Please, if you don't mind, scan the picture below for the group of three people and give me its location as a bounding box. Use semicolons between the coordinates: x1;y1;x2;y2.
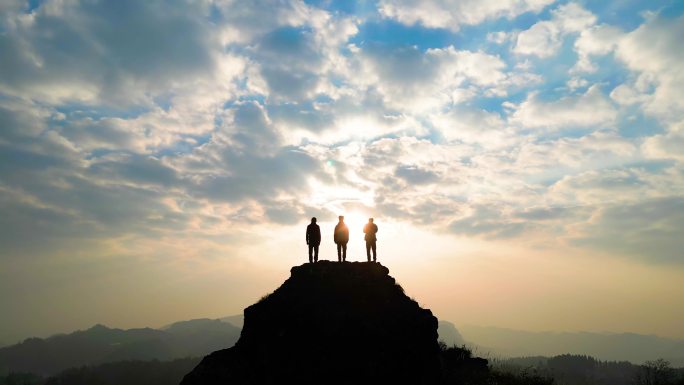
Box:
305;216;379;263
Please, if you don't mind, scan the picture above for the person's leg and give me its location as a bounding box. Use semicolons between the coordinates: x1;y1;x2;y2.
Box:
372;242;377;262
308;244;313;263
337;243;342;262
342;243;347;262
366;242;371;262
314;245;319;262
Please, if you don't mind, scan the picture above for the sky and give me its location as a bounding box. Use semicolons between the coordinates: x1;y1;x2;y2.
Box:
1;0;683;346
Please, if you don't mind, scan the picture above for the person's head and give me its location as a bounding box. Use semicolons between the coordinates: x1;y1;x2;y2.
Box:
368;218;374;223
311;217;317;224
338;215;344;222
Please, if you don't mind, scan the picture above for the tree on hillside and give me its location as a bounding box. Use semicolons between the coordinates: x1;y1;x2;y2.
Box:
0;372;43;385
635;359;676;385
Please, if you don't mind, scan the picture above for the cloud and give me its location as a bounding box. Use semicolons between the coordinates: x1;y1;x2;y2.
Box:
430;106;516;148
87;155;179;188
0;0;252;163
0;98;53;142
0;187;94;259
642;121;684;163
212;0;319;44
378;0;555;31
214;2;359;102
513;2;596;58
572;24;623;73
0;100;81;179
0;0;365;260
248;26;333;101
395;165;439;185
0;0;221;105
356;45;509;111
570;197;684;264
514;21;562;58
0;0;24;14
548;169;650;206
551;2;596;32
513;206;572;221
487;31;511;44
192;147;320;203
448;205;530;239
0;96;322;263
227;101;282;153
514;131;637;175
0;0;683;274
327;137;470;225
614;13;684;122
508;85;617;130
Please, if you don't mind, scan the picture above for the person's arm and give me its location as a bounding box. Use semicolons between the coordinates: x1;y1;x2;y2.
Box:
306;226;309;244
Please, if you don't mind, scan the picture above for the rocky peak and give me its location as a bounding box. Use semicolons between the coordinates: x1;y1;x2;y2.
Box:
181;261;442;385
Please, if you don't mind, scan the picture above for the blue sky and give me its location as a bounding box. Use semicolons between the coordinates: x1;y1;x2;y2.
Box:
1;0;683;345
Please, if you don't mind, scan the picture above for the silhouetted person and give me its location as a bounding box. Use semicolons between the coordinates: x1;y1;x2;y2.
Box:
363;218;378;262
334;215;349;262
306;217;321;263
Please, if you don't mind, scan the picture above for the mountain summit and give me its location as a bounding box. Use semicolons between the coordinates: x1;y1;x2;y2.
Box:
181;261;443;385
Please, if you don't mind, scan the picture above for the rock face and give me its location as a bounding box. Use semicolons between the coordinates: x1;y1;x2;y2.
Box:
181;261;442;385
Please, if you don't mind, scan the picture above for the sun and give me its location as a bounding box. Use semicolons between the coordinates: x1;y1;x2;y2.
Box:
341;211;370;235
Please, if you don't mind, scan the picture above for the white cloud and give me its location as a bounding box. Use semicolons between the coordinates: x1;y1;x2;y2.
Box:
0;1;226;106
614;14;684;122
0;0;23;14
509;85;617;130
514;2;596;58
569;197;684;263
355;45;509;111
566;77;589;91
515;131;637;174
431;107;516;148
552;2;596;33
378;0;555;31
547;166;684;209
213;0;314;44
434;49;508;86
487;31;511;44
243;10;359;102
609;83;650;106
642;121;684;163
572;24;623;73
514;21;562;57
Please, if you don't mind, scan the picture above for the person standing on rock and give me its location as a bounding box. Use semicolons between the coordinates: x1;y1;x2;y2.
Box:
363;218;378;262
306;217;321;263
334;215;349;262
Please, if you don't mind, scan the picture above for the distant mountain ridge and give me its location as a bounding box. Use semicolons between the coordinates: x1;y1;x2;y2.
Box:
460;325;684;367
2;311;682;377
0;320;240;376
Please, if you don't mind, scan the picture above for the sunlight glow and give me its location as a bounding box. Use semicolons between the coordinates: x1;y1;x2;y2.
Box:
340;211;370;237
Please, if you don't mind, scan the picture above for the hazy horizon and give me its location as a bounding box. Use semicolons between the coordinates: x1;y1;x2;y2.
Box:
1;0;683;347
6;306;684;346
